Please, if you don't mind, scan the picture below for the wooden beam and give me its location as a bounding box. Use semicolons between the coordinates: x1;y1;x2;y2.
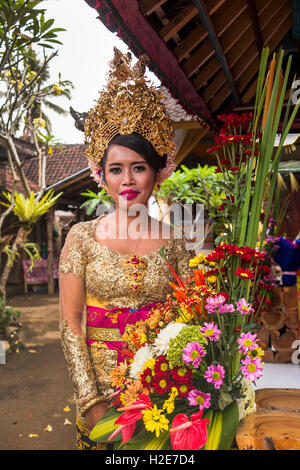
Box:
192;0;241;105
246;0;264;54
173;24;207;62
172;120;207;130
139;0;167;16
158;4;198;42
202;71;226;102
193;57;221;90
182;39;215;78
241;17;292;103
209;82;232;113
237;4;292;99
191;0;273;91
173;0;227;62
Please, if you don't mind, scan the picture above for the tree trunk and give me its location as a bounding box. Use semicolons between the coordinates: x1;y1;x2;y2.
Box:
0;227;31;300
236;389;300;450
47;207;54;295
261;309;285;331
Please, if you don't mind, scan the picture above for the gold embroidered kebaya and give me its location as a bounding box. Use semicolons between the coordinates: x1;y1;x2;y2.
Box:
59;218;194;424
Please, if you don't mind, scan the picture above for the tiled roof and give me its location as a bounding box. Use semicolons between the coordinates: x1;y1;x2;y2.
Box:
0;143;88;193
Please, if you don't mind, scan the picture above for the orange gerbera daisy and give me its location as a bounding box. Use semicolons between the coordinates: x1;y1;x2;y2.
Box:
110;361;128;388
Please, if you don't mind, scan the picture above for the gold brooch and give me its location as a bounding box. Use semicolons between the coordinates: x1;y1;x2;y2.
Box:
121;255;148;292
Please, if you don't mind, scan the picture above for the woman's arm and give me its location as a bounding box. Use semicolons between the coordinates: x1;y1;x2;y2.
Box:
59;224;109;430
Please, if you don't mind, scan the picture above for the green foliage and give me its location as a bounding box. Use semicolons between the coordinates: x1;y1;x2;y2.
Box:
0;295;23;354
0;0;65;62
80;189;114;216
155;164;225;215
1;189;62;229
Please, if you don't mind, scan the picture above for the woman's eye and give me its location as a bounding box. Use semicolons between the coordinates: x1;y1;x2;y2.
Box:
110;167;121;174
134;165;146;172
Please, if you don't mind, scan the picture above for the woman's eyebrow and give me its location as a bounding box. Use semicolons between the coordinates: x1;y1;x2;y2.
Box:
108;161;146;166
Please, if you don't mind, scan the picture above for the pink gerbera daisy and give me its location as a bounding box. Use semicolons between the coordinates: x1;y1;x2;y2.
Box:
218;303;234;314
236;298;254;315
200;322;221;342
182;342;206;368
241;356;263;382
205;295;227;313
188;390;211;411
237;332;258;353
204;364;225;389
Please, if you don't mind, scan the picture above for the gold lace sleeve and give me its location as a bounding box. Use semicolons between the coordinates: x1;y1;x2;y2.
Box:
59;223;107;416
58;223;86;278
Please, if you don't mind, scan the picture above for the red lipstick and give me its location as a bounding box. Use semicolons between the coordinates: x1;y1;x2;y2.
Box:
120;190;140;200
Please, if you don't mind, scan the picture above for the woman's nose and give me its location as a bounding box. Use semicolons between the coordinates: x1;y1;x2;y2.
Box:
122;168;134;185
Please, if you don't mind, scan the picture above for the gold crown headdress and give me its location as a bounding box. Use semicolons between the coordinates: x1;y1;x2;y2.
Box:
84;48;176;171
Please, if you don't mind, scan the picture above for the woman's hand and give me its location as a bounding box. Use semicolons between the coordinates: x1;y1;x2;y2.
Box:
84;401;109;433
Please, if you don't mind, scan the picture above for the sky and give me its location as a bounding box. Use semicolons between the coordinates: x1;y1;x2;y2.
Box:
41;0;159;144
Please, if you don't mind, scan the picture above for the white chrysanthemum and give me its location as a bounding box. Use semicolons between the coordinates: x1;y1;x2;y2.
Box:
153;322;186;356
129;344;154;379
237;379;256;420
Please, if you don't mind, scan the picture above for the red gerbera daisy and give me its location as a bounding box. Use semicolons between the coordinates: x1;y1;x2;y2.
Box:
234;267;255;280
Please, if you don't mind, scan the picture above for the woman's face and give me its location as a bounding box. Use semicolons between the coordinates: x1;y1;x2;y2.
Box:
104;144;157;209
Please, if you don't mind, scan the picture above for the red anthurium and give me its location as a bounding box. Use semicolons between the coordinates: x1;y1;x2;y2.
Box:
170;411;209;450
108;394;152;444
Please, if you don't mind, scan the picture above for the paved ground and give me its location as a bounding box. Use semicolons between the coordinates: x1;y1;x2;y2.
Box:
0;291;77;450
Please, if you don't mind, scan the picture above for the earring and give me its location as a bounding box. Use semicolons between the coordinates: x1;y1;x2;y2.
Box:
154;183;160;191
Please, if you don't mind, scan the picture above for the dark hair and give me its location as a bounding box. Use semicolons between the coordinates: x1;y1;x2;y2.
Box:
100;132;167;181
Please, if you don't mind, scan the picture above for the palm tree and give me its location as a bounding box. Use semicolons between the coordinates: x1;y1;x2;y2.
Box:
21;47;73;140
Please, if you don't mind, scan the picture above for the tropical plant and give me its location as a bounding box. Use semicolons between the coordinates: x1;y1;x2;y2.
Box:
1;189;62;229
80;188;114;216
0;189;62;297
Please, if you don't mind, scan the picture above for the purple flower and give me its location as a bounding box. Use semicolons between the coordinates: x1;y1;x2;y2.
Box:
182;342;206;368
188;390;211;410
204;364;225;389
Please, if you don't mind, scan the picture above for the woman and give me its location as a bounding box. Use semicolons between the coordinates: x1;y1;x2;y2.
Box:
58;49;195;450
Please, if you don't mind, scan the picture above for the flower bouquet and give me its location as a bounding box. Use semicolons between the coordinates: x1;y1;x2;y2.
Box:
89;47;300;450
89;259;266;450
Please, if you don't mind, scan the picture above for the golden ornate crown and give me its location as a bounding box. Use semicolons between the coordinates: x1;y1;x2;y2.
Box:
84;48;176;165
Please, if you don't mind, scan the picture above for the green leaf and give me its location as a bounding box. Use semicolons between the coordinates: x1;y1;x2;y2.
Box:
118;429;172;450
89;408;122;443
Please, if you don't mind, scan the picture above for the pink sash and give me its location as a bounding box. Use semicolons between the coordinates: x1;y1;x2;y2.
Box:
86;302;157;363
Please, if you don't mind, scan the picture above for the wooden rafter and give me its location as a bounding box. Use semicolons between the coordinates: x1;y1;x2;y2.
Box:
173;0;226;62
246;0;264;54
199;0;272;97
240;15;292;103
158;4;198;42
182;39;215;77
139;0;167;16
192;0;241;105
236;2;292;96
